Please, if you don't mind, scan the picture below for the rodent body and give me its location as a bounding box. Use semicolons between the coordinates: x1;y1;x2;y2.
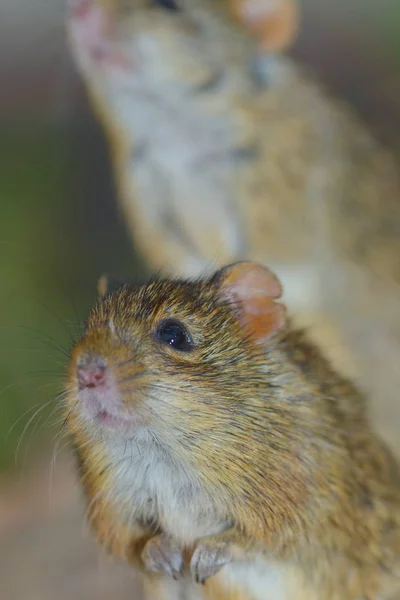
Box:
67;0;332;288
66;0;400;283
66;262;400;600
66;0;400;429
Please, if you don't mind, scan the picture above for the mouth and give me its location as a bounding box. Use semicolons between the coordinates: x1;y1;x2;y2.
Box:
94;408;133;430
80;393;133;431
69;0;134;72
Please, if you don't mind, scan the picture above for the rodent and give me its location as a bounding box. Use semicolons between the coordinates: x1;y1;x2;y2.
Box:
65;261;400;600
66;0;400;438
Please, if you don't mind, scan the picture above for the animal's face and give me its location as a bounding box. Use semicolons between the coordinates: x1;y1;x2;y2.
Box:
67;0;298;124
67;279;247;443
66;263;286;452
68;0;257;101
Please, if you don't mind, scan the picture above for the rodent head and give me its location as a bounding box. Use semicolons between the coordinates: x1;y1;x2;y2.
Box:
67;0;299;128
66;262;286;442
66;263;336;534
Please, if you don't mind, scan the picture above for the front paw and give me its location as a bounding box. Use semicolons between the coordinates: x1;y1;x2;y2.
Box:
190;539;233;585
141;535;184;580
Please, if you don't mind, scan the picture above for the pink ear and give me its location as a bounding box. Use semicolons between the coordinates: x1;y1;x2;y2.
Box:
216;262;286;344
230;0;299;52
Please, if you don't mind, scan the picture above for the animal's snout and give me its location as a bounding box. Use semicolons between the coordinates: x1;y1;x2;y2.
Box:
77;355;108;390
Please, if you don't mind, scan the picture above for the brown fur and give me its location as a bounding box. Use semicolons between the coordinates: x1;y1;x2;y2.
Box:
65;263;400;599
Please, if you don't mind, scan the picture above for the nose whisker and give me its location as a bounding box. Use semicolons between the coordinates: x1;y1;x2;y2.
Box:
118;372;146;384
117;358;136;368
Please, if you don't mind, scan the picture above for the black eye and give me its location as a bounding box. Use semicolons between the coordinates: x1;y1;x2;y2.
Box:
156;319;193;352
153;0;180;11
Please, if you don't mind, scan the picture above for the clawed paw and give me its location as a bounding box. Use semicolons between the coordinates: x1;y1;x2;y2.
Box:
190;541;233;585
141;535;184;580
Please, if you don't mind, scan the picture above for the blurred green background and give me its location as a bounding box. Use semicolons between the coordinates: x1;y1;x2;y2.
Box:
0;118;148;471
0;0;399;475
0;97;151;471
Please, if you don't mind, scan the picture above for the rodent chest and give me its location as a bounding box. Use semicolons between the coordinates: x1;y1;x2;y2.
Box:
105;436;225;544
125;91;242;171
125;92;247;257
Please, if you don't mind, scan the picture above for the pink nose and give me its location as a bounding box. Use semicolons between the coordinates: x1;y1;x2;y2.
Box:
77;357;107;390
70;0;91;19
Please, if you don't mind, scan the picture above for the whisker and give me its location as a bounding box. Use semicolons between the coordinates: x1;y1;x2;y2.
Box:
14;401;55;467
65;295;85;337
45;407;68;429
46;393;73;428
21;401;58;472
131;385;194;417
0;324;70;359
48;436;74;511
48;406;76;492
118;372;146;384
21;369;66;378
139;393;190;435
117;358;137;369
0;378;51;401
53;407;76;444
37;300;78;347
83;480;112;524
6;402;45;441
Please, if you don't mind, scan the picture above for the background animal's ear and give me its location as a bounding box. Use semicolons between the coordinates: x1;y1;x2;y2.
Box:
97;274;124;298
231;0;299;52
214;262;286;344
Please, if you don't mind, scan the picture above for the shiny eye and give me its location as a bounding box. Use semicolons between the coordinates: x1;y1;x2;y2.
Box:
153;0;180;11
155;319;193;352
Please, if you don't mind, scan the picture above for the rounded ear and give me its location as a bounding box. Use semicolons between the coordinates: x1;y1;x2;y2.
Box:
97;274;125;298
230;0;299;52
214;262;286;345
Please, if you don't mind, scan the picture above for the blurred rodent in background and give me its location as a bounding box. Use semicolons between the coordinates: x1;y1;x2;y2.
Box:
66;261;400;600
66;0;400;447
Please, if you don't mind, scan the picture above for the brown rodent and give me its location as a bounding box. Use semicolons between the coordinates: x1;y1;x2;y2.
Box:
65;261;400;600
66;0;307;282
66;0;400;437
